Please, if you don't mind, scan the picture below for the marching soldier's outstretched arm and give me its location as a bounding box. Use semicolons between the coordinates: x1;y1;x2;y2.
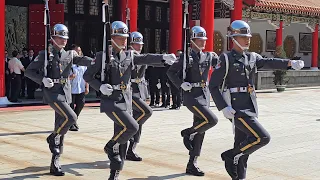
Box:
209;54;229;111
83;51;103;91
133;53;165;66
254;52;289;70
25;51;45;85
166;55;183;89
71;50;94;66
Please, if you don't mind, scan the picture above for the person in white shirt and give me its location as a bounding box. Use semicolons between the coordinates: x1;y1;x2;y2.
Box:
69;45;89;131
8;50;25;102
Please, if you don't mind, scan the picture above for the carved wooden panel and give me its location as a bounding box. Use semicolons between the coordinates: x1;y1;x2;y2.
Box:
214;31;224;55
249;33;263;54
283;35;297;59
89;0;99;16
75;0;84;14
6;6;28;54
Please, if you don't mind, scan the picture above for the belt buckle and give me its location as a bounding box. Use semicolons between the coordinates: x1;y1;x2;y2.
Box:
135;78;141;83
200;82;206;88
120;84;127;90
247;86;254;93
60;79;66;84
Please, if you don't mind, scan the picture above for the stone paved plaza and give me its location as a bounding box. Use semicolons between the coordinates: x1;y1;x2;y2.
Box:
1;88;320;180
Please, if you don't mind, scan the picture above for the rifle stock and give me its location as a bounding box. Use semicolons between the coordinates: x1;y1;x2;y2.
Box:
101;0;111;82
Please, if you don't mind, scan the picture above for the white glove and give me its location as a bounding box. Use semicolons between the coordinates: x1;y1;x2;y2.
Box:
291;60;304;70
42;77;54;88
163;53;177;65
222;106;236;119
181;82;192;91
99;84;113;96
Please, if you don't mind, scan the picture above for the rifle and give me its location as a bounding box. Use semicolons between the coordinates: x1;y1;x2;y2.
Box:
182;0;190;80
101;0;112;82
125;0;130;49
43;0;51;77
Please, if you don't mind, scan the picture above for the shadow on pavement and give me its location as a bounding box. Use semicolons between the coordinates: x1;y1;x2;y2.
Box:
0;160;110;179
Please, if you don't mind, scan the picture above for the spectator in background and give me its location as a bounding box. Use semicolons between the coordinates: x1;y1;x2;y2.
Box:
69;44;89;131
146;65;161;107
8;50;25;102
5;50;10;98
26;49;36;99
168;50;183;109
160;50;170;108
20;48;30;98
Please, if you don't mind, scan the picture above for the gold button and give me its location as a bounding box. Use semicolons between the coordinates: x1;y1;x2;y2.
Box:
233;98;236;101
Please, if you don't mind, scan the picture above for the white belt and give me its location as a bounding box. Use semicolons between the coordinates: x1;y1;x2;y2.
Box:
112;84;129;90
229;87;249;93
52;78;68;84
190;82;208;88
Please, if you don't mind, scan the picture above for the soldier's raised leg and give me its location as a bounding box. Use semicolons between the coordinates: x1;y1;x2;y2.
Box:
126;97;153;161
221;114;270;179
185;115;206;176
233;125;249;180
104;111;139;180
181;105;218;176
48;101;77;176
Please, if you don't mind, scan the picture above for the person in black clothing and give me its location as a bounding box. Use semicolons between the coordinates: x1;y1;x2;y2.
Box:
146;66;161;107
160;65;170;108
26;49;36;99
20;48;30;98
4;50;10;98
168;50;183;109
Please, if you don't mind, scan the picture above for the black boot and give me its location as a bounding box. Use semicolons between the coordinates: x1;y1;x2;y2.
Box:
181;128;196;151
104;140;122;164
46;133;61;155
126;140;142;161
69;124;79;131
59;135;64;155
221;149;242;179
50;154;65;176
186;156;205;176
108;169;120;180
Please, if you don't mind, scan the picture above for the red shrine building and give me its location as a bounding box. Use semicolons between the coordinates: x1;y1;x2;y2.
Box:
1;0;320;102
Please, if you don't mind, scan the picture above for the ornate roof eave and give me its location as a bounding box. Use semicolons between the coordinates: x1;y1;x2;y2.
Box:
243;7;320;32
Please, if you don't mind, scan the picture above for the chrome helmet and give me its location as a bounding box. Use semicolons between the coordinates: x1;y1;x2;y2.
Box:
190;26;207;40
130;31;144;45
52;24;69;39
111;21;129;37
227;20;252;37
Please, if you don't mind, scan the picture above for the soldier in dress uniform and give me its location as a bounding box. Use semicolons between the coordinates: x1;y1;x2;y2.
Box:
83;21;176;180
125;31;152;161
209;20;304;180
25;24;94;176
167;26;219;176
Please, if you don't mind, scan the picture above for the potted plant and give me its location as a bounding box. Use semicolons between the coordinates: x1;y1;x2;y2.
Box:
273;46;289;92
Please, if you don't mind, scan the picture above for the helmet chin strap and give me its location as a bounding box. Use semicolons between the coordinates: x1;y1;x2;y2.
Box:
129;45;141;54
111;39;126;50
191;40;204;51
51;37;65;49
232;37;249;51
